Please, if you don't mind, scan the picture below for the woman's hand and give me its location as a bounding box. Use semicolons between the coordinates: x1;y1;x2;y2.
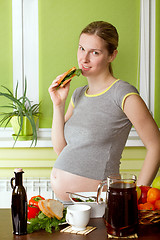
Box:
49;74;70;154
48;74;71;107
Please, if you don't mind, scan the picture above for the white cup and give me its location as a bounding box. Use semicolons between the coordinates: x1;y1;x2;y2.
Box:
66;204;91;231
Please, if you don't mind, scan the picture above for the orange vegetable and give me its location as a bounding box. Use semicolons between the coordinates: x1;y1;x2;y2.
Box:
154;199;160;210
147;188;160;204
138;204;145;210
143;202;155;210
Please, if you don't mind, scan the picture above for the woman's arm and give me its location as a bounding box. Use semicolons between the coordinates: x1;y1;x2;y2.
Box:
51;103;66;155
51;101;74;155
123;94;160;186
48;77;74;155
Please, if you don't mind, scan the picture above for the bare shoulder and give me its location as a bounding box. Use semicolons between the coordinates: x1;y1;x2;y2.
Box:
123;94;150;119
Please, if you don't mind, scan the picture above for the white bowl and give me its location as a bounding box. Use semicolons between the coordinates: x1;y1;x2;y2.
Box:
69;192;106;218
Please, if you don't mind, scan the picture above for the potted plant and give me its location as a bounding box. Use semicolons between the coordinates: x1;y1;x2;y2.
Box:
0;79;41;147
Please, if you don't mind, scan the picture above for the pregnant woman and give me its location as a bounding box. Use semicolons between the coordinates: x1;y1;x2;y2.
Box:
49;21;160;201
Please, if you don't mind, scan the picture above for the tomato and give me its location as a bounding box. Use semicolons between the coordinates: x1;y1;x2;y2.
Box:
28;205;40;219
29;195;45;208
138;186;151;204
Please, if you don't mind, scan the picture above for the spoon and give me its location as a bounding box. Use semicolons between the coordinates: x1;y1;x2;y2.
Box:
66;192;97;201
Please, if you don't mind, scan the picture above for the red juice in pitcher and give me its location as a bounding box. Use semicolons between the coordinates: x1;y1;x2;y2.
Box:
104;182;138;237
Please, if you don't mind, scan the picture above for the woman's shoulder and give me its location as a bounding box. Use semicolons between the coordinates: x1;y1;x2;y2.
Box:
71;85;88;106
112;79;139;109
75;85;88;93
116;79;137;87
114;79;139;94
72;85;88;97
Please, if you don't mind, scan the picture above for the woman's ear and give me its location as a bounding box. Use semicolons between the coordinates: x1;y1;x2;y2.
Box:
109;49;118;62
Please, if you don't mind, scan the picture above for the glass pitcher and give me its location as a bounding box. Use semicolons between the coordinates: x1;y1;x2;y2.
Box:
97;173;138;237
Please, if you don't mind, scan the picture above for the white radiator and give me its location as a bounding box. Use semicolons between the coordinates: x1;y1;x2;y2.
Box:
0;178;54;208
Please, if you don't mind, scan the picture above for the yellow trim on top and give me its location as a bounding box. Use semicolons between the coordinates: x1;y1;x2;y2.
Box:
71;97;75;108
85;79;120;97
121;92;139;111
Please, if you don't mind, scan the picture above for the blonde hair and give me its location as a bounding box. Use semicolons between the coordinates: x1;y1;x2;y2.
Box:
80;21;119;75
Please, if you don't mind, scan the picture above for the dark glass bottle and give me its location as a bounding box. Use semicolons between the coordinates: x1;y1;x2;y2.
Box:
11;168;27;235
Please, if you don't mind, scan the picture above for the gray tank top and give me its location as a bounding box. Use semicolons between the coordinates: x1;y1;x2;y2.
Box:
53;80;139;180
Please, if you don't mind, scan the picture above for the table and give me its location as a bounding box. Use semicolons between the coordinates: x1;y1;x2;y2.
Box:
0;209;160;240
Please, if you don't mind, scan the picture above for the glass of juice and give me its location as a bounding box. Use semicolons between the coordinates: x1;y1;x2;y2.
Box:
97;174;138;237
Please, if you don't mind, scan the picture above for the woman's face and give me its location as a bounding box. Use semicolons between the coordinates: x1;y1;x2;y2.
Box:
77;33;112;78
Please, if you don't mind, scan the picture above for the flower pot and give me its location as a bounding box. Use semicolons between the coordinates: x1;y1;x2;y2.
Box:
10;116;37;141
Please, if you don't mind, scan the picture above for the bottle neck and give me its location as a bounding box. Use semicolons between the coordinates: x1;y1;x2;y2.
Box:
15;172;23;186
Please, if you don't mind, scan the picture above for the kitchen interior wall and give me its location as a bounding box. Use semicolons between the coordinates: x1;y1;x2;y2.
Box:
0;0;160;181
0;146;154;179
38;0;140;128
0;0;13;100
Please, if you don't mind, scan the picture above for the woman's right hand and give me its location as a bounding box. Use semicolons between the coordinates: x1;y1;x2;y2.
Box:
48;73;71;107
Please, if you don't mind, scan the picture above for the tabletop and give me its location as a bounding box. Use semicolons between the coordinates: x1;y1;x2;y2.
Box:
0;209;160;240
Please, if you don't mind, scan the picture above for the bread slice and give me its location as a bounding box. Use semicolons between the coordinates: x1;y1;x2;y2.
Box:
47;199;64;220
38;200;52;218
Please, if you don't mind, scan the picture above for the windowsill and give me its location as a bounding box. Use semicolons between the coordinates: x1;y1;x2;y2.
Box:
0;137;52;148
0;128;144;148
0;136;144;148
0;128;52;148
126;136;144;147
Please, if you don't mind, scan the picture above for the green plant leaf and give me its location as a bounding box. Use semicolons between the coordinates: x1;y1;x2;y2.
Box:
0;105;14;109
15;82;19;99
0;80;41;147
0;92;24;110
24;78;27;98
0;113;15;127
1;85;14;96
12;115;24;147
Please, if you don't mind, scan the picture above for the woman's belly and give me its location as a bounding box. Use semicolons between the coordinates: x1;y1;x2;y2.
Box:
50;167;101;201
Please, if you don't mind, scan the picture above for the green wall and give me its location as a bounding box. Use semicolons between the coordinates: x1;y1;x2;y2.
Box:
0;148;57;178
0;1;159;182
0;147;159;179
0;0;13;91
39;0;140;128
0;0;159;128
0;0;13;127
